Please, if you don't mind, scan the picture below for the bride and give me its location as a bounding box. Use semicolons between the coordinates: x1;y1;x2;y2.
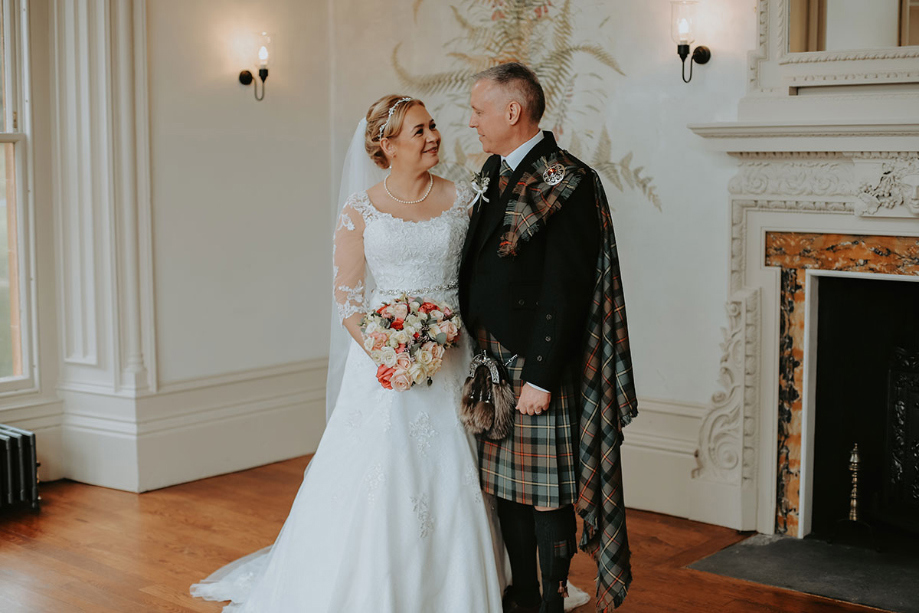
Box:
191;95;506;612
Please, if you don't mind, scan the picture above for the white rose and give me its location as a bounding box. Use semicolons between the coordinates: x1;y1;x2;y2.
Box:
392;330;410;345
363;335;375;352
417;349;433;365
364;321;379;335
370;349;383;364
428;324;443;338
380;347;397;367
431;310;444;321
408;363;426;385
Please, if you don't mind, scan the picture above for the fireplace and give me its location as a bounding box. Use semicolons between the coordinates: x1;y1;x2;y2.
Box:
764;232;919;536
809;275;919;539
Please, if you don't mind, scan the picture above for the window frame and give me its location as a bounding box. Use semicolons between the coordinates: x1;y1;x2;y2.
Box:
0;0;38;397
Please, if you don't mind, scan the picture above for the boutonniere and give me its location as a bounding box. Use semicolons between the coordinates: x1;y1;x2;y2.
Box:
470;171;490;204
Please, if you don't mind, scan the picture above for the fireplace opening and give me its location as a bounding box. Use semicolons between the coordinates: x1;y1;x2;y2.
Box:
811;275;919;542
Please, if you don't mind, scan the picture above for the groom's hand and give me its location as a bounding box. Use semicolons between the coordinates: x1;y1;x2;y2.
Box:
517;384;551;416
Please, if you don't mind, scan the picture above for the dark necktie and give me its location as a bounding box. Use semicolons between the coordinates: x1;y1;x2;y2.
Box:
498;159;513;193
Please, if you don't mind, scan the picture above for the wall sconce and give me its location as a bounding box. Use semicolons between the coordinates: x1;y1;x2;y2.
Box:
671;1;710;83
239;32;270;101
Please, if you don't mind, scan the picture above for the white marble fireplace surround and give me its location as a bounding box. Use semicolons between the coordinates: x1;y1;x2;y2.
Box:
680;0;919;536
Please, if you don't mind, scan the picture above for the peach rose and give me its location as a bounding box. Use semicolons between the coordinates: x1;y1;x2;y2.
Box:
392;303;409;319
390;368;413;392
440;321;459;340
371;332;388;351
395;353;412;371
431;344;446;360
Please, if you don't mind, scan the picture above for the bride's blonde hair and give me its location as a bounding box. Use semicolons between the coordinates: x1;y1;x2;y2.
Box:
364;95;425;169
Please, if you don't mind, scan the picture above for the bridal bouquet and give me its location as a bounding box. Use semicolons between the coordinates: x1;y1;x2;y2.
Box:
360;294;463;391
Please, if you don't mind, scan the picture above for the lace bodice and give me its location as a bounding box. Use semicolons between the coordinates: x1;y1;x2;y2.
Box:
333;182;474;322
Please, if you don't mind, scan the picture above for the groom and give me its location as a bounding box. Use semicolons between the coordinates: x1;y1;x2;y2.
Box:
459;63;638;613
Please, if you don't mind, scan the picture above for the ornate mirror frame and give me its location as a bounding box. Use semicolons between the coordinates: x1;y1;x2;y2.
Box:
752;0;919;92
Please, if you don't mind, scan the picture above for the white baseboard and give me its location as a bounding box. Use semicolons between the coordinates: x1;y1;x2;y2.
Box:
621;398;707;519
135;360;327;491
52;360;328;492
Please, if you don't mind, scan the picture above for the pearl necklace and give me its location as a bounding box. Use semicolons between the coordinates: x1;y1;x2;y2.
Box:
384;172;433;205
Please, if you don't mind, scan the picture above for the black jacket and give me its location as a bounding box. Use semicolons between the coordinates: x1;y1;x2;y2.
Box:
459;132;601;390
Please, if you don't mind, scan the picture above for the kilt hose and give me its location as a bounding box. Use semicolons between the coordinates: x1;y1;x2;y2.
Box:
475;328;579;509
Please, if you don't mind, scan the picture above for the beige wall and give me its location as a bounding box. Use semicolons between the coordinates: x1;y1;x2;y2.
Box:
147;0;332;384
145;0;756;403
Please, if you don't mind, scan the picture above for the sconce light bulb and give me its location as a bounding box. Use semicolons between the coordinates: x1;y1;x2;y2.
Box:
258;45;269;67
678;18;690;41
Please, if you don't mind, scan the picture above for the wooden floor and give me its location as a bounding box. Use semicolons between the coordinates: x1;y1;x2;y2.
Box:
0;456;886;613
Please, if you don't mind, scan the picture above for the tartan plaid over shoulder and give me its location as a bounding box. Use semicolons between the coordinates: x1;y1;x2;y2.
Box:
576;171;639;612
497;151;586;257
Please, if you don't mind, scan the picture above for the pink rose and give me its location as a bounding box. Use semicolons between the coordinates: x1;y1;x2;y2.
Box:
380;305;395;318
392;303;409;319
431;344;445;360
422;341;437;353
395;353;412;371
371;332;388;351
440;321;458;340
390;368;413;392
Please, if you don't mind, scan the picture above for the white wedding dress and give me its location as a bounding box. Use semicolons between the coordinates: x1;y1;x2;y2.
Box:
191;183;508;612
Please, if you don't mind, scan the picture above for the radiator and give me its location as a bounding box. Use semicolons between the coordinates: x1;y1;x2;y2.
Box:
0;424;40;513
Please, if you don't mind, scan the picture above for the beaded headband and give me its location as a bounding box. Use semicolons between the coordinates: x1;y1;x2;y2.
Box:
378;97;414;140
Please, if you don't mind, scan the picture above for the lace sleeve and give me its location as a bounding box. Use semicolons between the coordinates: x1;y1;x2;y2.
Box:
333;201;367;324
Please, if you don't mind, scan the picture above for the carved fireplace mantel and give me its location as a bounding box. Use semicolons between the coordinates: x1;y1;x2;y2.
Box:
687;145;919;536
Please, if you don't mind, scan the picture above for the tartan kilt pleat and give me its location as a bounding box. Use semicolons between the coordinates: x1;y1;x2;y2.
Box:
475;329;579;508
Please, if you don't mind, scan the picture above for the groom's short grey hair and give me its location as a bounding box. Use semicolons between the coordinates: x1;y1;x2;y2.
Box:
473;62;545;124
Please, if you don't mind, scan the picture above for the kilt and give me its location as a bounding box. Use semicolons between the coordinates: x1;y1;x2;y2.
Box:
475;329;579;508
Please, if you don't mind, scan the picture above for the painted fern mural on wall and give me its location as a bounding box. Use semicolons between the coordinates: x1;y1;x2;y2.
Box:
394;0;661;210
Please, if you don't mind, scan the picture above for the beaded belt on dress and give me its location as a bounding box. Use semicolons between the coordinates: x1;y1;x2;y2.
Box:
376;282;458;296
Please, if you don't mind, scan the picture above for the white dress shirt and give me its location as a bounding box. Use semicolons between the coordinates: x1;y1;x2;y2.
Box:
502;130;544;171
